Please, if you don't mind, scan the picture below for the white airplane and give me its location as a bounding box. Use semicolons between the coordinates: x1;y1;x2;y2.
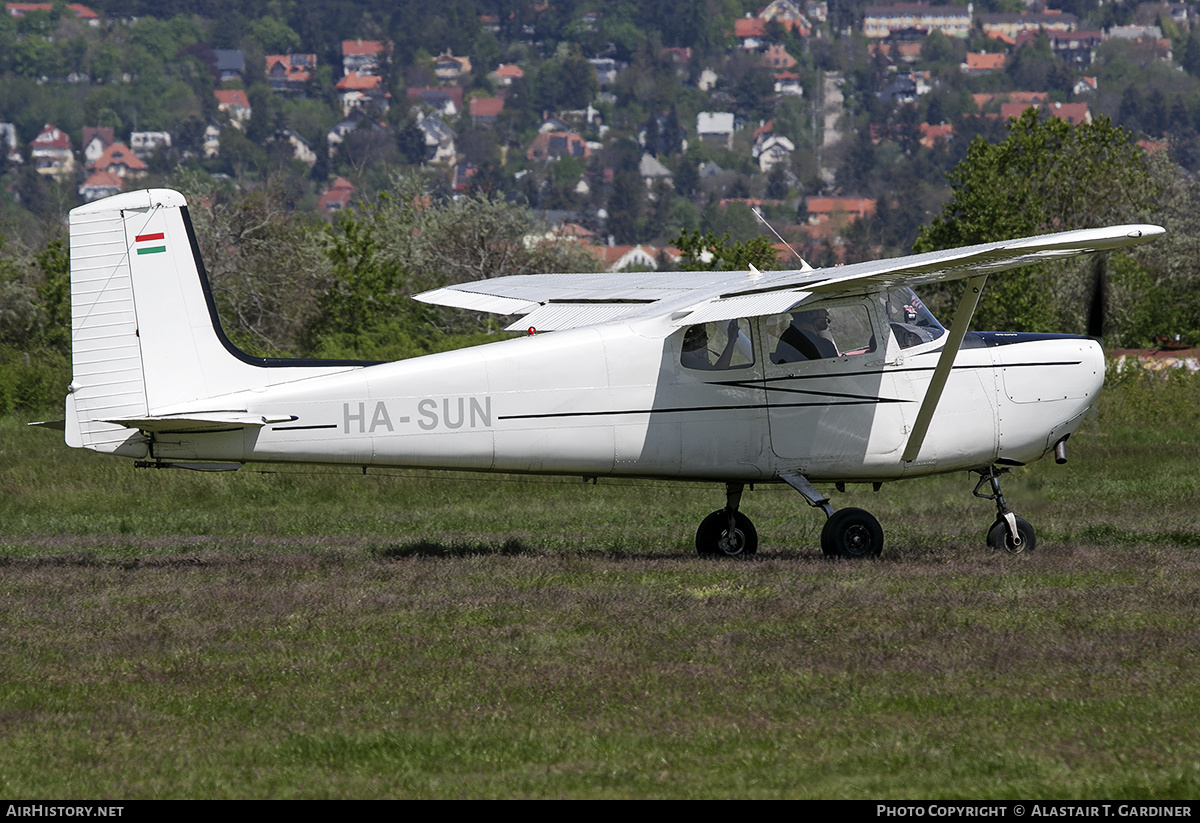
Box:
49;189;1164;558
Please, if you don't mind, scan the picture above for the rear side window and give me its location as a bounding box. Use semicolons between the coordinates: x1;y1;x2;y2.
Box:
680;319;755;370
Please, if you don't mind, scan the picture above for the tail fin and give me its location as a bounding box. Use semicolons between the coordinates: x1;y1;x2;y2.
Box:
66;189;363;455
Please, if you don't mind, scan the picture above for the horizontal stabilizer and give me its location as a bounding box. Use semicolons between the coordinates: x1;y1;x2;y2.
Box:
104;412;298;432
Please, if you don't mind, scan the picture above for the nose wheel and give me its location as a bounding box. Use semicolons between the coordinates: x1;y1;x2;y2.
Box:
975;467;1037;554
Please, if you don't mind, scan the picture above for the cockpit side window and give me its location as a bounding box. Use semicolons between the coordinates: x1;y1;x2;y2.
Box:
883;288;946;349
680;319;755;370
768;305;875;364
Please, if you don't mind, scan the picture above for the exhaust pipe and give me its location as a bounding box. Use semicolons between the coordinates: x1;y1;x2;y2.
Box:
1054;435;1069;465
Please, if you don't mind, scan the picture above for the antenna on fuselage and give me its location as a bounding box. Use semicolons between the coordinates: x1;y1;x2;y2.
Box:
753;207;813;272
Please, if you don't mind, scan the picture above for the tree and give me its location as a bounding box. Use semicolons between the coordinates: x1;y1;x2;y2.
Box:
177;173;331;357
915;109;1159;332
673;229;779;271
314;175;599;358
1106;153;1200;347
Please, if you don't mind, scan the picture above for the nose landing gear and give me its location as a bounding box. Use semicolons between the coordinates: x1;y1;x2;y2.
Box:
974;467;1037;554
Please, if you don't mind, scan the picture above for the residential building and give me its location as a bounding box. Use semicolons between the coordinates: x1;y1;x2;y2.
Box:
526;131;589;162
342;40;389;76
88;142;147;178
0;122;19;165
273;128;316;166
318;177;356;215
214;49;245;82
406;87;463;117
130;131;171;159
978;11;1077;41
806;196;876;226
30;124;73;178
79;171;123;202
774;72;804;96
336;72;390;115
697;112;735;150
491;64;524;86
417;114;457;164
963;53;1006;74
266;54;316;93
1000;100;1091;126
6;3;98;24
469;96;505;126
862;4;972;39
434;51;472;82
215;89;251;127
756;135;795;173
81;126;114;166
639;154;673;188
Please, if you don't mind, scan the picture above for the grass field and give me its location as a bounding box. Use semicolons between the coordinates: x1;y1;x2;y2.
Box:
3;367;1200;798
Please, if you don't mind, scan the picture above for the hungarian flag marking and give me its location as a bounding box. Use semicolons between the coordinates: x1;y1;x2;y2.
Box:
135;232;166;255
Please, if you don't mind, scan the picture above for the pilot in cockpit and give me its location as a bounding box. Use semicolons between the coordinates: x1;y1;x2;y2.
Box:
772;308;837;363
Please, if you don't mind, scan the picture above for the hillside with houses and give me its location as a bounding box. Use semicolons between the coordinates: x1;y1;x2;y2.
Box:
3;0;1199;269
1;0;1200;375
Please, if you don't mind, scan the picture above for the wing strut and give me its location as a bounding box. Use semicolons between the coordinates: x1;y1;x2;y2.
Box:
901;274;988;464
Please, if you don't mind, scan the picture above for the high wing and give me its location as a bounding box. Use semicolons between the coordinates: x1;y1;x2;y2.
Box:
415;224;1165;331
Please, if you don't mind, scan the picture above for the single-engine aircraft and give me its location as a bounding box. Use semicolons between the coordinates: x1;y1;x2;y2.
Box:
43;189;1165;558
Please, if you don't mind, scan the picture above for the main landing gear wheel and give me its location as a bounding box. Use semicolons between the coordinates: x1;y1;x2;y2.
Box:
987;516;1036;554
820;507;884;558
696;509;758;557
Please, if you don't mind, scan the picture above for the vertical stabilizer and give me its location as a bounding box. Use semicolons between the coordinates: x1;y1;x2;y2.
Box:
66;189;363;455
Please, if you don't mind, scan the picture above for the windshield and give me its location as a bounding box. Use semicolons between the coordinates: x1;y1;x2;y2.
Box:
882;288;945;349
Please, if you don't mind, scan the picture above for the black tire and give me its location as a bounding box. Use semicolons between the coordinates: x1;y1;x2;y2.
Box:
696;509;758;557
820;507;884;558
987;516;1036;554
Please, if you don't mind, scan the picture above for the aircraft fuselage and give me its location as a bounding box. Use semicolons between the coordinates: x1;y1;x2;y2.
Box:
144;315;1103;485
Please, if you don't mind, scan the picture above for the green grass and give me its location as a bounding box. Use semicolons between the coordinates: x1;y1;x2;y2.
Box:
3;369;1200;798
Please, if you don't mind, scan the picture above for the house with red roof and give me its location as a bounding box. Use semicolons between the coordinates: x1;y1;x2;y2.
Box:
6;3;98;23
215;89;251;127
805;197;876;229
919;122;954;149
78;171;123;202
336;72;389;115
318;177;356;216
586;244;678;272
999;101;1091;126
491;64;525;86
963;52;1007;74
30;124;73;178
469;96;505;125
266;54;316;93
341;40;389;76
88;142;147;178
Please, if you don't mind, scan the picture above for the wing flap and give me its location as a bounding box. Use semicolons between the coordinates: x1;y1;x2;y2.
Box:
504;303;653;332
